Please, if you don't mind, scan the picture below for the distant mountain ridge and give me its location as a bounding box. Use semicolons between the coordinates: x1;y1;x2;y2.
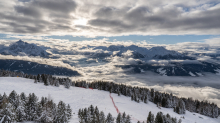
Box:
115;61;220;76
93;45;193;60
1;40;220;77
0;40;49;57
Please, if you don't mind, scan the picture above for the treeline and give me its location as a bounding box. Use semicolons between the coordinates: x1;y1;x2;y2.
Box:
0;69;219;118
0;69;73;89
145;111;182;123
78;105;115;123
74;81;219;118
0;90;72;123
78;105;182;123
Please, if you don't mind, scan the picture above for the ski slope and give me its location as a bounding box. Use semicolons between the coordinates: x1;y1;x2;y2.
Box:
0;77;219;123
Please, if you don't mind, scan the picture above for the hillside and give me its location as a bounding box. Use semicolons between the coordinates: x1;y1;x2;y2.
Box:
0;77;219;123
0;59;80;76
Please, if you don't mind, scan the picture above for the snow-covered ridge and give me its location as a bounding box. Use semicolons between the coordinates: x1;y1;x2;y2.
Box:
0;40;49;57
93;45;182;59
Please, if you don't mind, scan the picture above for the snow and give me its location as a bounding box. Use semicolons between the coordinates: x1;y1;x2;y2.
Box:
215;69;220;75
158;68;167;76
94;45;181;58
196;72;203;76
189;72;196;76
0;40;49;57
0;77;220;123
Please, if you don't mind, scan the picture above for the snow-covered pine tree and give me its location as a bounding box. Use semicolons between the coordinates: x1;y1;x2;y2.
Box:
37;109;53;123
8;90;17;109
174;99;186;114
106;113;114;123
20;92;26;104
0;103;16;122
125;115;131;123
64;80;71;89
56;101;68;123
122;112;126;123
34;77;37;83
94;106;100;122
116;113;122;123
99;111;105;123
0;93;8;109
66;104;72;120
144;96;148;104
155;112;163;123
44;77;49;86
24;93;38;121
55;79;60;87
78;109;84;123
147;111;154;123
16;104;26;122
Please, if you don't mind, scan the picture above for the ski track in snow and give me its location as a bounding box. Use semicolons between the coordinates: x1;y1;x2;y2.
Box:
0;77;220;123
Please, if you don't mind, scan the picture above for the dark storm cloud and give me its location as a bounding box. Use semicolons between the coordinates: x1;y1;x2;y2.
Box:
18;0;31;2
31;0;77;14
14;6;42;18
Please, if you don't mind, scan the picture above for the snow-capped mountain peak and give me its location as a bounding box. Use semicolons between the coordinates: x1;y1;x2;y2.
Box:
1;40;49;57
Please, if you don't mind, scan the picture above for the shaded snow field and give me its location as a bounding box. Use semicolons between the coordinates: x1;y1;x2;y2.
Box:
0;77;220;123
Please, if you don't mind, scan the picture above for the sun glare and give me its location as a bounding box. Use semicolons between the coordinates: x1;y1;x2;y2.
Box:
74;18;87;26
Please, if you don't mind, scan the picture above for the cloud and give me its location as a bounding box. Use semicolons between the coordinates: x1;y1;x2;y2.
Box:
88;2;220;36
14;5;42;18
0;0;220;36
204;37;220;46
1;39;220;106
0;0;77;35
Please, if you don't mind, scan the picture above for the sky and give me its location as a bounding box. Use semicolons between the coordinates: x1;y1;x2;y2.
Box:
0;0;220;44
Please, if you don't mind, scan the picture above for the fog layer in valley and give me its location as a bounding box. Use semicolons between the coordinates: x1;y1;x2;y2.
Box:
1;39;220;106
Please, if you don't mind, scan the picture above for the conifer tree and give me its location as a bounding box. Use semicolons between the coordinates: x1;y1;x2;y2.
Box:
144;96;148;104
122;112;126;123
147;111;154;123
78;109;84;123
125;115;131;123
89;105;95;115
66;104;72;120
1;103;16;122
24;93;38;121
56;101;68;123
20;92;26;103
155;112;163;123
99;111;105;123
106;113;114;123
44;77;49;86
16;105;26;122
116;113;122;123
8;90;18;109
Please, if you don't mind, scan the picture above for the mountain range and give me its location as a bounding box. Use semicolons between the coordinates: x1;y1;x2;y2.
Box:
1;40;220;77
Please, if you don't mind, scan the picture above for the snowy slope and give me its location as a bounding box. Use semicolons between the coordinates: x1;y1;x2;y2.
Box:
0;40;49;57
0;77;219;123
